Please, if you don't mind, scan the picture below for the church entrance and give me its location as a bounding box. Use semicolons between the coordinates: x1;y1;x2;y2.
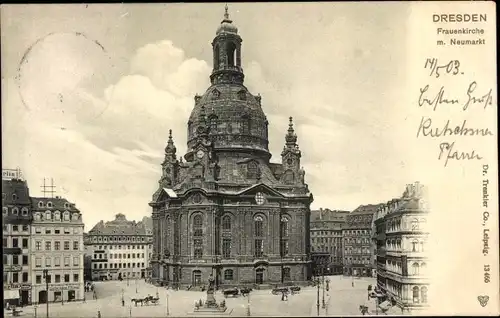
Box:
192;270;202;287
255;268;264;285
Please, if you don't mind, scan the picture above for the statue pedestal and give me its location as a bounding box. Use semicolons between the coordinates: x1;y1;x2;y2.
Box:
192;290;229;314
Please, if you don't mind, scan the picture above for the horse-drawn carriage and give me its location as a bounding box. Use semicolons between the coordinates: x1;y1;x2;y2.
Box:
223;287;253;298
131;295;160;306
271;286;301;295
223;288;239;298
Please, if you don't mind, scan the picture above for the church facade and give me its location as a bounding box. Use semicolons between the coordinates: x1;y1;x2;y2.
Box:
150;8;313;289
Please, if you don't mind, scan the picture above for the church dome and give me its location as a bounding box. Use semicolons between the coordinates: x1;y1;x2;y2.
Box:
187;84;269;155
216;5;238;35
216;20;238;35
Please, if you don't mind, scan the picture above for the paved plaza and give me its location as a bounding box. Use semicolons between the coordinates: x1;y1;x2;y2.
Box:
6;276;401;317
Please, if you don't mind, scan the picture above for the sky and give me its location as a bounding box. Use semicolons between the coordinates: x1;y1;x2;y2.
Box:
1;3;416;230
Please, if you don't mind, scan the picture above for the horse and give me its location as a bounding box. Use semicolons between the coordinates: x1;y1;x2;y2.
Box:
131;298;144;307
240;287;253;297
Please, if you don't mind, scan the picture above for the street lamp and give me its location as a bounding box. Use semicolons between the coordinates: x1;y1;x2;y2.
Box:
321;261;325;309
34;304;38;318
246;290;251;317
42;269;49;318
166;290;170;316
316;278;320;316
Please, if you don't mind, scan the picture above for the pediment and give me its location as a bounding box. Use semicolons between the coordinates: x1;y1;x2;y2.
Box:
184;190;207;205
152;187;178;203
237;183;285;199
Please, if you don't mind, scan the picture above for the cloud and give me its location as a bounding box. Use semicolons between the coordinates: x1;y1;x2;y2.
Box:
3;39;213;230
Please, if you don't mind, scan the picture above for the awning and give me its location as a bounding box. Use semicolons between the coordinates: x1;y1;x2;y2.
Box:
4;289;19;299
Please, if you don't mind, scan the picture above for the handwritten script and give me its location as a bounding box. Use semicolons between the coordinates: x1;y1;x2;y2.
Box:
416;58;494;167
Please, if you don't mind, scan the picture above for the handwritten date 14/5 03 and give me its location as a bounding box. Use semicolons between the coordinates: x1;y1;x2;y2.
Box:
424;58;462;78
484;265;490;283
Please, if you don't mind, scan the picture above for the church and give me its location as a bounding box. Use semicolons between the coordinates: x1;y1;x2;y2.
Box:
150;7;313;289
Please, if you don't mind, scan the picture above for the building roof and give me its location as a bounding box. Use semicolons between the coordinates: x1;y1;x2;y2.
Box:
30;196;80;212
2;179;31;205
311;208;350;222
351;204;384;215
88;213;150;236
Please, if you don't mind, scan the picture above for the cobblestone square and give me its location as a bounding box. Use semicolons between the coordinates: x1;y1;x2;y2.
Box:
4;276;402;317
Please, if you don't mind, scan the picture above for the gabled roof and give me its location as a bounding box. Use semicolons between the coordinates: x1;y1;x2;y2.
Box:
30;196;80;212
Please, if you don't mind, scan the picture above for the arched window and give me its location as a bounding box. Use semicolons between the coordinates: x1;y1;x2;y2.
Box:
209;115;218;133
72;213;79;221
280;217;289;237
247;162;258;179
38;201;44;208
45;211;51;220
420;262;427;275
222;215;231;231
193;215;203;259
420;241;425;252
421;286;428;303
241;115;250;134
254;216;264;258
47;202;53;208
3;207;8;215
254;216;263;237
412;240;419;252
224;269;233;281
21;207;29;216
284;170;294;185
283;267;291;281
63;212;70;221
194;164;203;179
411;218;419;230
412;262;420;275
213;44;220;69
280;216;290;256
54;211;61;221
12;194;18;201
12;207;19;216
413;286;420;303
226;42;236;67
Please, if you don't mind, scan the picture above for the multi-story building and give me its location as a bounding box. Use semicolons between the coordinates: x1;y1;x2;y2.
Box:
310;208;349;275
2;174;33;306
150;7;313;289
85;214;153;281
343;203;383;277
374;182;429;311
30;196;85;304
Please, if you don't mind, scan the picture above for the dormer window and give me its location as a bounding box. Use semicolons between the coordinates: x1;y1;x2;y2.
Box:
47;202;53;208
45;211;51;220
21;207;29;216
237;90;247;100
34;213;41;221
54;211;61;221
247;161;258;179
12;194;18;201
211;89;220;100
63;212;70;221
241;114;251;134
72;213;79;221
38;201;44;208
209;115;218;133
64;203;70;209
3;207;8;215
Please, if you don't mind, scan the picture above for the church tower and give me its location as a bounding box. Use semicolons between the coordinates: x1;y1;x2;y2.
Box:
150;6;313;289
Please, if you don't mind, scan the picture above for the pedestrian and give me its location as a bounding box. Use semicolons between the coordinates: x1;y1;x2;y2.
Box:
83;295;86;303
